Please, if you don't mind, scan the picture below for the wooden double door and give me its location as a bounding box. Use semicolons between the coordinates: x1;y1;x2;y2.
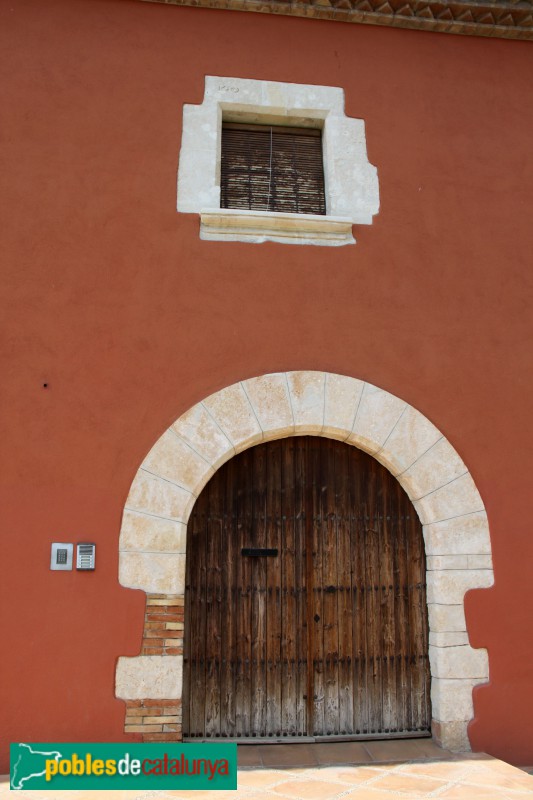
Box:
183;436;430;741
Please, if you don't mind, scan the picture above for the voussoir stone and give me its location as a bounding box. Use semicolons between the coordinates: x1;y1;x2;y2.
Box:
400;437;468;501
423;511;491;556
244;373;294;437
203;382;263;452
172;401;234;471
323;373;364;438
287;371;325;433
142;429;213;493
376;405;441;476
347;383;406;454
119;551;185;594
414;472;484;525
119;510;186;554
125;469;195;523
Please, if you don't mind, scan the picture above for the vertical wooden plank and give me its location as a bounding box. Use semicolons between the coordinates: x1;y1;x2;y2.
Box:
379;472;395;735
234;449;252;737
351;447;368;735
406;496;428;732
219;455;235;737
366;460;383;735
266;439;282;737
281;437;298;736
308;437;325;736
251;444;268;737
189;489;208;737
322;438;340;736
294;437;308;736
393;478;410;735
204;474;223;737
336;439;354;735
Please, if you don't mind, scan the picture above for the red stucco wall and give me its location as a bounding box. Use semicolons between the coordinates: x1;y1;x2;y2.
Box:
1;0;532;771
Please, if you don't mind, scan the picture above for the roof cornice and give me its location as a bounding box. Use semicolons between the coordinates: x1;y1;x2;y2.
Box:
139;0;532;39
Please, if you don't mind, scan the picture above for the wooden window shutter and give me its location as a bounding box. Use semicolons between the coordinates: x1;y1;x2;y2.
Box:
221;123;326;216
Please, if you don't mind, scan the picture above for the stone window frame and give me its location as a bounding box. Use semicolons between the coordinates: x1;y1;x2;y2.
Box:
115;370;494;752
176;77;380;246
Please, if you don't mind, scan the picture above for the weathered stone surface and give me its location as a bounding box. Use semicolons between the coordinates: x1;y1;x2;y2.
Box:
287;371;325;433
432;719;471;753
431;678;480;722
423;511;492;556
119;551;186;594
142;429;212;493
203;382;263;452
429;631;470;647
125;469;195;523
244;373;294;437
414;472;484;525
323;373;364;439
119;510;186;553
426;555;470;571
429;644;489;680
347;383;406;454
427;569;494;605
172;401;234;472
116;656;182;700
401;437;467;501
428;603;467;633
377;404;441;476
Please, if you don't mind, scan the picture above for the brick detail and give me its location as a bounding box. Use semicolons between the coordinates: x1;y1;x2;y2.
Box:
124;699;183;742
123;593;185;741
142;593;184;656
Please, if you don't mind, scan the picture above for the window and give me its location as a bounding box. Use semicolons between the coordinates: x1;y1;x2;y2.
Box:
177;77;379;246
221;123;326;216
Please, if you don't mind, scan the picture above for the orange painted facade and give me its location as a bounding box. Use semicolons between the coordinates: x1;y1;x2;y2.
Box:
1;0;533;772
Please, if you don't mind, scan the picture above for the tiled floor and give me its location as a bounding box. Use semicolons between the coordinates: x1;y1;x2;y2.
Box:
2;740;533;799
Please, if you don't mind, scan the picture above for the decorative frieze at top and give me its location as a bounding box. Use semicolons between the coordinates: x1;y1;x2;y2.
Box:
140;0;532;40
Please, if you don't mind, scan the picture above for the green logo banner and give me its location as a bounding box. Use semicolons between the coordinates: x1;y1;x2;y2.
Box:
10;742;237;790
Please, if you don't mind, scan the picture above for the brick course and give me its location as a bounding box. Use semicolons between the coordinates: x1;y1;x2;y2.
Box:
123;593;184;741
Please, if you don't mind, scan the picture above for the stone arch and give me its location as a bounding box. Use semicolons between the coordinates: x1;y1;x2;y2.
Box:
115;371;493;751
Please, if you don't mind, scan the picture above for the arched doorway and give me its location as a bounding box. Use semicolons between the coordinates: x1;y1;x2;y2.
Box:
183;435;430;741
116;370;493;752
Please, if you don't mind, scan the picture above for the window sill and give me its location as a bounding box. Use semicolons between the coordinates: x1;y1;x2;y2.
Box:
199;208;355;247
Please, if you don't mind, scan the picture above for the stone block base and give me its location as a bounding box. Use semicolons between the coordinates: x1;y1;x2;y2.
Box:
432;719;470;752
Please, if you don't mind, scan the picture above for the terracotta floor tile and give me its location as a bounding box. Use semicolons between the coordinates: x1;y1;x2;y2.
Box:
258;745;318;768
368;771;448;795
162;792;240;799
302;765;388;784
313;742;375;765
342;789;416;799
411;739;452;759
464;771;533;792
361;738;432;762
231;794;283;800
271;778;347;799
238;747;265;767
436;784;522;799
238;769;286;788
397;760;477;780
